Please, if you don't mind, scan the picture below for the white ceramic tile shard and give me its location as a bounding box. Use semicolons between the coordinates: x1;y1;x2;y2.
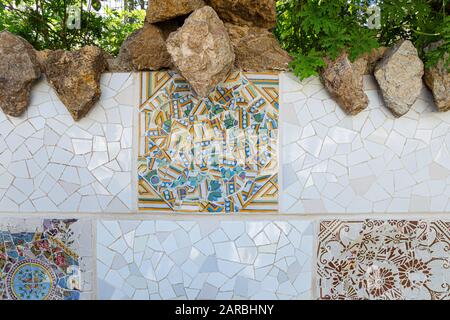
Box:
280;73;450;214
0;73;134;213
97;220;314;300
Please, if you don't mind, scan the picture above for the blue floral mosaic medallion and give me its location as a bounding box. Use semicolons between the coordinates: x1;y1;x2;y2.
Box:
0;219;90;300
6;259;57;300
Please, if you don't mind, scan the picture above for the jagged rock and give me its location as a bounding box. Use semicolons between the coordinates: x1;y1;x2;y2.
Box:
146;0;205;23
226;23;291;71
117;23;171;71
166;6;235;97
353;47;388;75
207;0;276;29
155;19;184;40
321;53;369;116
35;49;52;72
374;40;424;117
102;51;129;72
105;57;130;72
0;31;41;117
41;46;106;120
424;46;449;112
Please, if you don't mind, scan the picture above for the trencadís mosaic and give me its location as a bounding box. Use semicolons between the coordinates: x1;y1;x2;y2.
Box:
0;218;93;300
317;219;450;300
138;71;279;213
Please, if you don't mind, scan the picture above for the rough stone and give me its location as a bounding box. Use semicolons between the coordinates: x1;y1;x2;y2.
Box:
103;51;129;72
0;31;41;117
166;6;235;97
146;0;205;23
321;53;369;116
41;46;106;120
353;47;388;75
424;48;449;112
35;49;52;72
102;51;119;72
207;0;276;29
117;23;171;71
374;40;424;117
226;23;291;71
105;57;129;72
155;19;184;40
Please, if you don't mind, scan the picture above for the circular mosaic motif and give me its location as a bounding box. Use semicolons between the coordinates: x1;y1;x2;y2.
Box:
6;259;57;300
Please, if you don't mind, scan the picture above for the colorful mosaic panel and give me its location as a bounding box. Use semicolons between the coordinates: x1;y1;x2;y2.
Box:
317;219;450;300
138;71;279;213
0;218;93;300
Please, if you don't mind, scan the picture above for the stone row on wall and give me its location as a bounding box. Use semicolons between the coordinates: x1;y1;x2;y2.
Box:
0;0;448;122
0;0;291;121
321;40;449;118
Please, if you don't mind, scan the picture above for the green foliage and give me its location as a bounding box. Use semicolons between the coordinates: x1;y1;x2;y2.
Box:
0;0;144;54
275;0;380;79
97;8;145;56
1;0;447;71
423;16;450;69
289;49;326;80
378;0;449;69
276;0;449;79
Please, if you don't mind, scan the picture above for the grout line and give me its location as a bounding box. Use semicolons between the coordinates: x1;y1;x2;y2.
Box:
91;215;98;300
311;220;320;300
131;72;140;213
0;211;449;220
278;73;284;215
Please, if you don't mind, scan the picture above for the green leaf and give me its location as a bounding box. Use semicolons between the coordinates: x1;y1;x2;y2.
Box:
275;0;447;81
92;0;102;11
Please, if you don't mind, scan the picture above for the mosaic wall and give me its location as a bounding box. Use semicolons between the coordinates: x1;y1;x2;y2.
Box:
0;218;93;300
137;71;279;213
280;73;450;214
317;219;449;300
97;220;313;300
0;73;134;213
0;72;449;301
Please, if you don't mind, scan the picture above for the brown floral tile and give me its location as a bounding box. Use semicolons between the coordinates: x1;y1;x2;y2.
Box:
317;220;449;300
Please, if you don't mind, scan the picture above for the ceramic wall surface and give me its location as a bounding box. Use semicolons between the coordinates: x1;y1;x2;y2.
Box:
280;73;450;214
317;219;449;300
0;73;134;213
97;220;313;300
0;72;449;301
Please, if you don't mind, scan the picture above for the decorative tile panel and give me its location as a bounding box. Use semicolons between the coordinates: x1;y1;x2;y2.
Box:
0;218;93;300
138;71;279;213
280;73;450;214
97;220;313;299
0;73;134;212
317;219;450;300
